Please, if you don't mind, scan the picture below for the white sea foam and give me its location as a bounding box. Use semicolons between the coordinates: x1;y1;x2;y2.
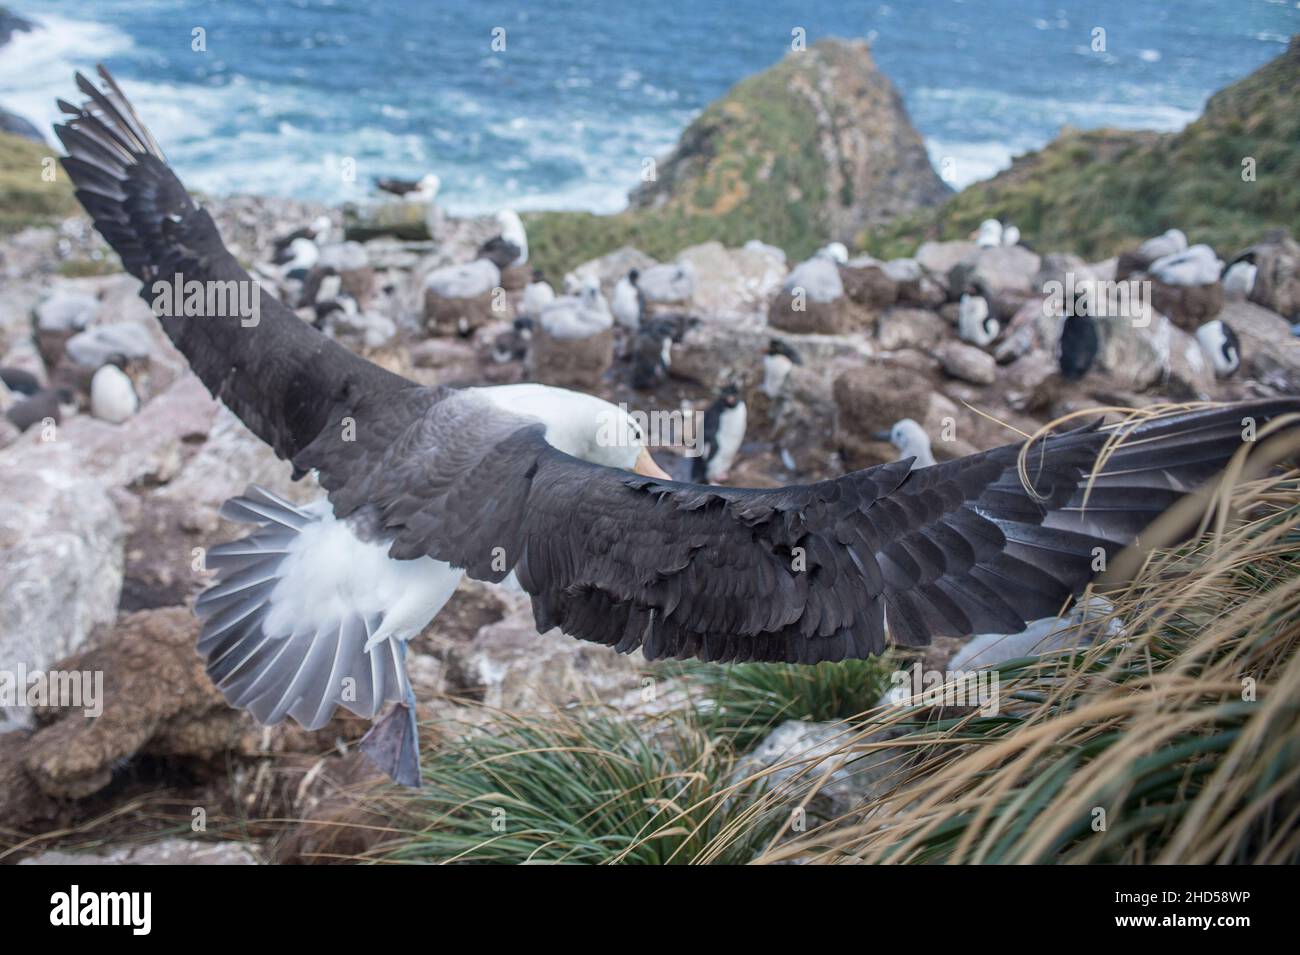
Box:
0;14;134;143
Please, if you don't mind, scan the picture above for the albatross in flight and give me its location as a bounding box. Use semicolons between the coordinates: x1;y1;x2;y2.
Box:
55;68;1300;787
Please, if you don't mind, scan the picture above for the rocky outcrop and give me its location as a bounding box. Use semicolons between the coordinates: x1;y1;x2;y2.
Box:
20;840;260;865
11;608;359;801
731;720;904;822
629;39;949;251
0;5;32;47
0;466;124;676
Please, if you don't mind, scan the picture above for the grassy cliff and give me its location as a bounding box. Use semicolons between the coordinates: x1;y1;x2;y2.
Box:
864;37;1300;261
528;38;947;281
0;131;76;236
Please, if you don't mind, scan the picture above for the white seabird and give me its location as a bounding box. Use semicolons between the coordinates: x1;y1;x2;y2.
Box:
538;277;612;339
1221;256;1257;300
816;242;849;264
521;269;556;319
55;66;1300;789
958;292;998;347
89;362;138;423
611;269;644;331
975;218;1003;248
874;418;936;470
1138;228;1188;262
1150;244;1223;286
1196;319;1241;377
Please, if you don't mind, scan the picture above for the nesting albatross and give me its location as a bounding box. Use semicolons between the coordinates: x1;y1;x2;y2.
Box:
56;68;1300;787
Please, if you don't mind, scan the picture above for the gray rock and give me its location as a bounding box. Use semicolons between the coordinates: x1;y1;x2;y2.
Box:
936;340;997;385
1242;230;1300;319
677;241;787;317
637;260;696;305
948;598;1120;671
423;258;499;299
732;720;903;821
915;240;978;285
441;605;644;714
876;306;946;352
35;291;98;333
64;322;156;368
785;257;844;304
20;839;260;865
1095;306;1172;392
1252;341;1300;394
953;245;1042;298
0;466;124;674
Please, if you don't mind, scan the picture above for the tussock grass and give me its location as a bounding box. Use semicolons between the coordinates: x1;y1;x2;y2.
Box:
369;703;782;864
670;659;893;750
738;461;1300;863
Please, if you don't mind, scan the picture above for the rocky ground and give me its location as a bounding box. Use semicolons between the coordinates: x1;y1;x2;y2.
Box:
2;182;1298;863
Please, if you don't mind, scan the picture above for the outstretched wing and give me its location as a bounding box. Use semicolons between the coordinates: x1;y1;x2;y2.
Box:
304;392;1300;664
55;67;420;469
506;400;1294;662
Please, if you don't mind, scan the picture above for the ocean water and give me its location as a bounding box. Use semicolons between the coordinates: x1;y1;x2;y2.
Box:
1;0;1296;215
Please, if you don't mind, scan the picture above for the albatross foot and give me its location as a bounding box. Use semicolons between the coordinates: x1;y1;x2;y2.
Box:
360;702;423;788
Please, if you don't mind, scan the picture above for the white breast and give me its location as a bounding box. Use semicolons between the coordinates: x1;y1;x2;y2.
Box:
707;403;747;482
90;364;138;423
762;353;793;398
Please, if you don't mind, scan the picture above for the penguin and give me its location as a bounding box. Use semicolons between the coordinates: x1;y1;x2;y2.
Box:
0;366;41;397
492;316;534;365
612;269;645;331
1222;252;1257;300
1058;311;1100;381
1196;320;1241;378
90;361;139;423
762;339;802;399
521;269;556;319
6;385;77;432
630;317;674;390
693;384;747;484
958;290;999;347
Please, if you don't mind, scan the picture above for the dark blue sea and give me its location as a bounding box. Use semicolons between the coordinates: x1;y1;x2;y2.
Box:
2;0;1295;213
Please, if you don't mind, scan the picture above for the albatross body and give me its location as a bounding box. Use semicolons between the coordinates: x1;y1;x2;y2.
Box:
56;68;1300;787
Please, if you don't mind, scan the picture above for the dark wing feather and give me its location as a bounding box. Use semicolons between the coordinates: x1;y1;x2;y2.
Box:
307;389;1298;664
54;67;417;466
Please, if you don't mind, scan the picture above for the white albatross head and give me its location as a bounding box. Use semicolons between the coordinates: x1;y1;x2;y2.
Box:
475;383;670;478
874;418;936;469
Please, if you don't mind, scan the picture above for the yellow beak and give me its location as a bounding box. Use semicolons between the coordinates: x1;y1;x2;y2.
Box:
633;446;672;479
